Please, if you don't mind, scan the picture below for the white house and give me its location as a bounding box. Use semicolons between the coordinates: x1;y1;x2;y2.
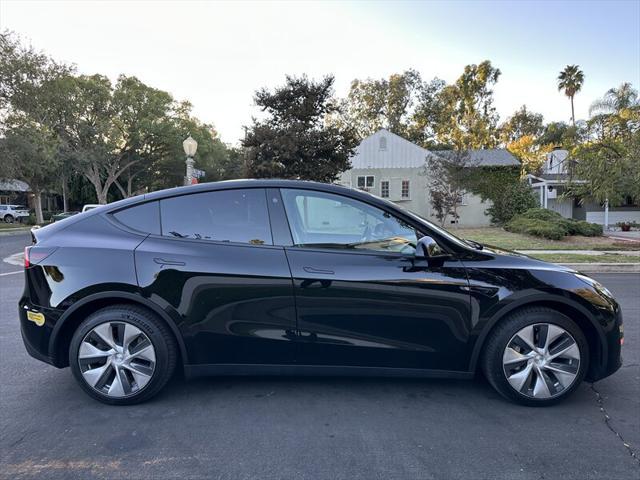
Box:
527;149;640;227
338;129;520;227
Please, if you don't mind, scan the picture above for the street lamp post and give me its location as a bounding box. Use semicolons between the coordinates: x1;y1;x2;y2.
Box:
183;135;198;185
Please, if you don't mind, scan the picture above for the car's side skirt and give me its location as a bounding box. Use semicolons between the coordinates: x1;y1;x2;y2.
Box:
184;364;474;380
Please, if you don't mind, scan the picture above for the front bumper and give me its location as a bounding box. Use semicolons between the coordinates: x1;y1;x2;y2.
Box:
586;306;623;382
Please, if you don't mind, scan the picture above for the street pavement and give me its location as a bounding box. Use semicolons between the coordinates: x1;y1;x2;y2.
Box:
1;231;639;480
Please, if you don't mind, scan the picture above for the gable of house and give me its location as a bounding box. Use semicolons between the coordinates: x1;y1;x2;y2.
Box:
349;129;437;169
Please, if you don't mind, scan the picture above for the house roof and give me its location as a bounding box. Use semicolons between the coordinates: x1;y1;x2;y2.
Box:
433;149;520;167
349;129;434;169
0;179;30;192
348;129;520;170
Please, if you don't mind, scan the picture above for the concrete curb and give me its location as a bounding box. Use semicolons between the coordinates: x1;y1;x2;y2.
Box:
558;263;640;274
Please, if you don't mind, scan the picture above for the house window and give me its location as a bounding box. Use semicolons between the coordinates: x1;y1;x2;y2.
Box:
401;180;410;199
357;176;374;191
379;136;387;151
381;180;390;198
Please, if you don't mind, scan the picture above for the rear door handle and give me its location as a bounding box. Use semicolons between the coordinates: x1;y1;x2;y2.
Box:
153;257;186;267
303;266;335;275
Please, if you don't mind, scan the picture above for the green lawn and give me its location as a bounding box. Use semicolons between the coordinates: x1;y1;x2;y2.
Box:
449;227;639;251
529;253;640;264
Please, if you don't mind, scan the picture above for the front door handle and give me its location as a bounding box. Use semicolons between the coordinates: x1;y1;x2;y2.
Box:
153;257;186;267
303;266;335;275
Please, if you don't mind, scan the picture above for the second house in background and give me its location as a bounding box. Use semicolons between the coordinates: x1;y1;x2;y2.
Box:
338;129;520;227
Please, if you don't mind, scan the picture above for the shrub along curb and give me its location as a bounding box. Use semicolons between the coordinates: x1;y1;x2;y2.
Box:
505;208;602;240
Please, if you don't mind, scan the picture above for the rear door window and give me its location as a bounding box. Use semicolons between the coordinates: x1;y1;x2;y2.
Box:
159;189;273;245
112;201;161;235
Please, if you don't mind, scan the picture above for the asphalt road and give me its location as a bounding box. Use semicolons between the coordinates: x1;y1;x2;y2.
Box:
1;231;639;480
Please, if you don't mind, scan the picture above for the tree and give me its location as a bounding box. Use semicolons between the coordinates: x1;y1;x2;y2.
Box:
557;65;584;126
2;31;235;209
588;83;639;140
426;151;476;226
570;138;640;206
507;135;552;175
0;123;60;223
500;105;544;144
336;70;442;144
243;75;358;182
0;31;72;220
436;60;502;149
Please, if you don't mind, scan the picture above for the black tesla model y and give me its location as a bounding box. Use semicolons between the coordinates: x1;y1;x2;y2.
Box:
19;180;623;405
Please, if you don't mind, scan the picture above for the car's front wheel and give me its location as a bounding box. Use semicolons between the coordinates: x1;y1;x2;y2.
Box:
69;305;177;405
482;307;588;406
4;214;14;223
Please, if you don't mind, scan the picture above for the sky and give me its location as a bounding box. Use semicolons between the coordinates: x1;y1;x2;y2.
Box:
1;0;639;145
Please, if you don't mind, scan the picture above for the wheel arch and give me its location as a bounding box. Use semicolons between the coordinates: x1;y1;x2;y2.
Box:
49;291;188;368
469;296;605;380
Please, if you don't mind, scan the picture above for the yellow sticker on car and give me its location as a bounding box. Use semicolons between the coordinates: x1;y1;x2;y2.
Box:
27;311;45;327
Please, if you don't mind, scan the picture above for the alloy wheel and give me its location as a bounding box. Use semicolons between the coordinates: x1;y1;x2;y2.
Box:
502;323;581;399
78;321;156;398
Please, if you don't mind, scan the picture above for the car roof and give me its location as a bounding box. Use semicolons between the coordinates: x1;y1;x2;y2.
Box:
142;179;353;201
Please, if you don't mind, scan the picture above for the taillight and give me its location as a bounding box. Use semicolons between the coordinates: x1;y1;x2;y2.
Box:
24;246;57;268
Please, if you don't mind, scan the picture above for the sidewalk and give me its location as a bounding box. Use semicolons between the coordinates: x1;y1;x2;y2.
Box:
517;249;639;255
604;230;640;243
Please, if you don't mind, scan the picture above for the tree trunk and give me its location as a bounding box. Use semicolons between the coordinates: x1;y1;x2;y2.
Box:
97;188;108;205
62;176;69;213
127;173;133;197
33;191;44;225
570;95;575;126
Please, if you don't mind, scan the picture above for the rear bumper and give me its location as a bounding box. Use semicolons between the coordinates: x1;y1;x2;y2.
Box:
18;296;59;367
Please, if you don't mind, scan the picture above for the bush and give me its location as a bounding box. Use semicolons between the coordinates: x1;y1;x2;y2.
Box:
485;182;539;225
569;220;602;237
506;208;603;239
518;208;564;222
505;217;567;240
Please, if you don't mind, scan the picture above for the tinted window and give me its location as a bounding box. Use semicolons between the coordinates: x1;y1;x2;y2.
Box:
112;201;161;235
281;189;417;254
160;189;272;245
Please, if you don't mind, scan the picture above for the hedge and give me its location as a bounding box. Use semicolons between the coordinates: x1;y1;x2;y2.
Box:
506;208;602;239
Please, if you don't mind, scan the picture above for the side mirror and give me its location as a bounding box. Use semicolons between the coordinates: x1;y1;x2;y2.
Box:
415;236;445;259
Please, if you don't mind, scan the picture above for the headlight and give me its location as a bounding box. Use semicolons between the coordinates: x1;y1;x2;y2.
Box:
575;273;615;300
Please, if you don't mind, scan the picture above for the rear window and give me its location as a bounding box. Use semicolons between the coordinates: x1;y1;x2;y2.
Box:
112;201;161;235
159;189;272;245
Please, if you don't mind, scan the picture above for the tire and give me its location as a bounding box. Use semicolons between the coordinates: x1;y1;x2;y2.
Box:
482;307;589;406
69;304;177;405
4;214;14;223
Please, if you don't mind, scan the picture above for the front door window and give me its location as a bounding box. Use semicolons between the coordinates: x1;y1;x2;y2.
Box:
280;189;418;254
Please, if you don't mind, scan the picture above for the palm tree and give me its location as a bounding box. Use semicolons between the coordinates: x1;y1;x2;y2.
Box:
557;65;585;125
589;82;639;117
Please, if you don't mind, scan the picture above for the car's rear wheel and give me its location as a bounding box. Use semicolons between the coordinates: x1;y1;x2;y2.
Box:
69;305;177;405
482;307;588;406
4;214;14;223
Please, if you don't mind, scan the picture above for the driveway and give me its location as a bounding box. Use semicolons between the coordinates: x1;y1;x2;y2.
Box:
1;231;638;479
